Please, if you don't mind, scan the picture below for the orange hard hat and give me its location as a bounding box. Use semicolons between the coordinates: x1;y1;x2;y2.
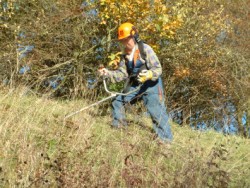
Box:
118;22;135;40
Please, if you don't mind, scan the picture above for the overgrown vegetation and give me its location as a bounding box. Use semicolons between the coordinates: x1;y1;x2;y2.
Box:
0;1;249;186
1;0;249;134
0;88;249;187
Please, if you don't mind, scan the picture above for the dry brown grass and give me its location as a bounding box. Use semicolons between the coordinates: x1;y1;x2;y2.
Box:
0;87;249;187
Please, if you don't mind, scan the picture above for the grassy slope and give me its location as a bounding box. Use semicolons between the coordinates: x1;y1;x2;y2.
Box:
0;87;249;188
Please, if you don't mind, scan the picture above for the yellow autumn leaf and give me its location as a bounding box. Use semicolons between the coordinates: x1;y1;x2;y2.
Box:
169;30;175;35
163;25;170;30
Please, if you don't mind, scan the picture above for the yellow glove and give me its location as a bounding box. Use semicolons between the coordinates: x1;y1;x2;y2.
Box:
137;70;153;83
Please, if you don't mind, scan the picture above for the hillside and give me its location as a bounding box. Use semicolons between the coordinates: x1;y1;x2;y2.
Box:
0;87;249;187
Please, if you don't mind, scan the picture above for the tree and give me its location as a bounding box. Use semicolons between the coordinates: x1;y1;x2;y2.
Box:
1;0;249;135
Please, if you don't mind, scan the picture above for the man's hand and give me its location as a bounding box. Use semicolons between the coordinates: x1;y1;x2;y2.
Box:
98;67;110;77
137;70;153;83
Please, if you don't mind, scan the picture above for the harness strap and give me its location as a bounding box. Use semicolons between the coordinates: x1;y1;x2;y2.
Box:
131;26;149;70
137;41;147;66
122;30;150;93
133;49;140;66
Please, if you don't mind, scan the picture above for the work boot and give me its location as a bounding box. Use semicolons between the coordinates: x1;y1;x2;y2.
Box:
152;134;172;147
111;120;128;130
156;139;172;147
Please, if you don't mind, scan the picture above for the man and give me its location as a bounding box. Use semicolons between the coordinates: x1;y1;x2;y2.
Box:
98;22;173;142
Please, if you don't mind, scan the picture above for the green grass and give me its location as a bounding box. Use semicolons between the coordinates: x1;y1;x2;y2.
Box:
0;87;249;187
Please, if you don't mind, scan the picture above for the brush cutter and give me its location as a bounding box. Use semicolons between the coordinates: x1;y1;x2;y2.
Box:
64;78;141;120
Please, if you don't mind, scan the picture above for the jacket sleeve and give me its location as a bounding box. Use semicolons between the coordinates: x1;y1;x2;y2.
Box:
108;58;128;83
144;44;162;81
